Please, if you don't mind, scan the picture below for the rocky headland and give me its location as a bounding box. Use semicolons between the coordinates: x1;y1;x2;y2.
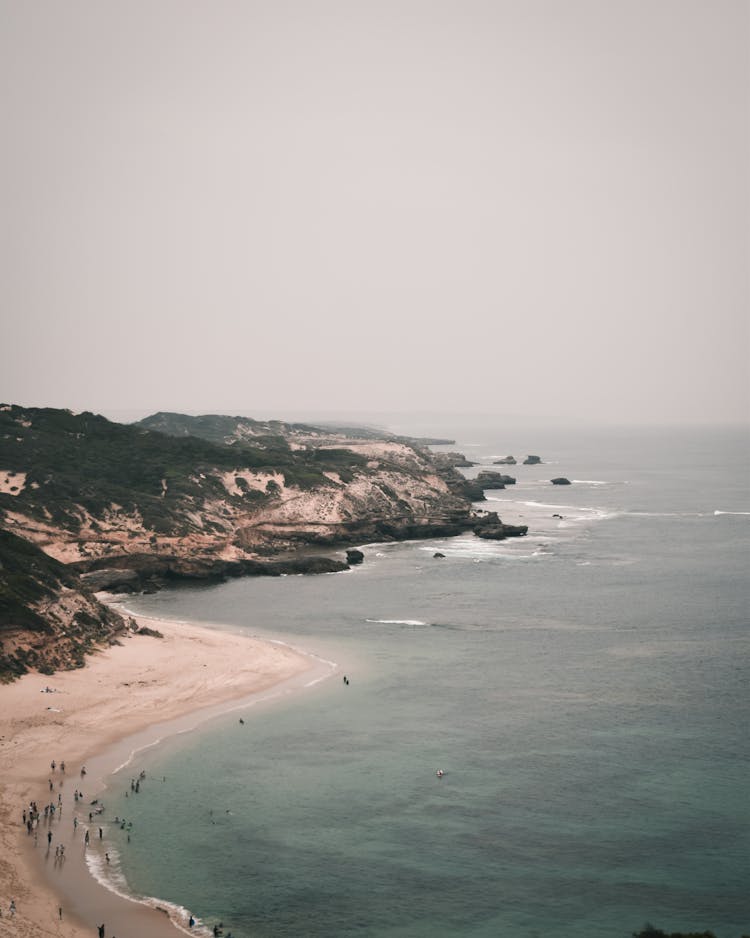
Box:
1;406;534;678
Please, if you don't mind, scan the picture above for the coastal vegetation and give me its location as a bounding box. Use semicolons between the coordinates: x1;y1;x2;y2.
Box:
0;528;125;680
0;404;482;677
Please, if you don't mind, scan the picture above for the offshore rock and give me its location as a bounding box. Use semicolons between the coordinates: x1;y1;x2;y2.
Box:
523;455;542;465
472;512;528;540
475;471;516;487
493;456;517;465
346;548;364;565
551;477;571;485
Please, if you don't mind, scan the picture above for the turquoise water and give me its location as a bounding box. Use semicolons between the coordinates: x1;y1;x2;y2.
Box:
109;424;749;937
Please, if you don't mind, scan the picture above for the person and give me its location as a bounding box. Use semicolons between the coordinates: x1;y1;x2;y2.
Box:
59;906;63;919
98;924;105;938
9;900;16;917
189;914;195;927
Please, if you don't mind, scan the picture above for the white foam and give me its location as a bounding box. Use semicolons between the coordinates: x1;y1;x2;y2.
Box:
714;510;750;516
365;618;426;626
85;849;211;935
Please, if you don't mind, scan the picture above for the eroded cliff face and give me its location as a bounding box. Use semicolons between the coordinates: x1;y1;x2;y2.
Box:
0;406;475;677
0;529;127;679
0;405;472;579
234;441;469;552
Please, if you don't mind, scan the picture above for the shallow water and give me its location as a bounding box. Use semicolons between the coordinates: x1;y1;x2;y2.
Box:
107;424;749;937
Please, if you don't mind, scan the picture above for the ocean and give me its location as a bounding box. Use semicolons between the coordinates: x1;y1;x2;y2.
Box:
104;422;749;937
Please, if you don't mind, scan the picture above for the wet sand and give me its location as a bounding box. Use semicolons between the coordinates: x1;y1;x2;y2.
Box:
0;615;326;937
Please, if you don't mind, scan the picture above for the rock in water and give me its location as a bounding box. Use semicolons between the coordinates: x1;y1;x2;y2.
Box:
523;455;542;465
472;512;528;540
346;548;365;565
550;477;571;485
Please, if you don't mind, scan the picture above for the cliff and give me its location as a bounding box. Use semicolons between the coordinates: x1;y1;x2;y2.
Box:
0;406;473;665
0;405;471;567
0;528;127;680
0;405;523;677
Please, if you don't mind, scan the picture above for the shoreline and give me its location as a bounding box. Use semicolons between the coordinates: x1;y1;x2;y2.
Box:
0;613;333;937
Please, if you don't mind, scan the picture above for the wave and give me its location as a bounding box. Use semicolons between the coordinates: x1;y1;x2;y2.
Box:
416;540;553;564
487;497;619;521
715;509;750;516
365;618;426;626
85;848;211;935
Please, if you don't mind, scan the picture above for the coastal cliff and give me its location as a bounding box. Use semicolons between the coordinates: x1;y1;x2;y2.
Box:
0;405;479;675
0;528;127;679
0;406;471;569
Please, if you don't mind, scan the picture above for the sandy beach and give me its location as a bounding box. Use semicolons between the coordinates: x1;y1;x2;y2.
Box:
0;614;323;937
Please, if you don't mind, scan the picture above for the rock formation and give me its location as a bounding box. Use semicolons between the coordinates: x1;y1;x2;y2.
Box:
431;452;477;469
476;471;516;487
0;405;483;673
0;529;127;680
472;513;528;540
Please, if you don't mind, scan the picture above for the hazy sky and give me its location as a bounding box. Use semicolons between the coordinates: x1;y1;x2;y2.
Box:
1;0;748;425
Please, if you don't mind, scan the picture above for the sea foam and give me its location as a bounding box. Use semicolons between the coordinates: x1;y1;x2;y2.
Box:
365;618;426;626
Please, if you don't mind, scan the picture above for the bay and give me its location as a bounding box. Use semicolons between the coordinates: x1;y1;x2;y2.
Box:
106;423;750;937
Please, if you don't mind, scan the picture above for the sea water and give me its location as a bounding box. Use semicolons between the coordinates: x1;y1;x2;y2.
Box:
107;423;749;937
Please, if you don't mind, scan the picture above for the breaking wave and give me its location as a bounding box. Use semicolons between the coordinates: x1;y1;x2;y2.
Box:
85;848;210;935
365;618;426;626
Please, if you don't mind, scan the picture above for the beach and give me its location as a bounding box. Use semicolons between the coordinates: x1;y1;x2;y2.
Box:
0;614;319;937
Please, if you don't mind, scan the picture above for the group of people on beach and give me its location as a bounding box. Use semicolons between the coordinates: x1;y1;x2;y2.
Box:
17;755;238;937
15;757;121;935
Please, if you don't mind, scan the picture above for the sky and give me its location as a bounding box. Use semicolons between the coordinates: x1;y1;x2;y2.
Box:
1;0;748;426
